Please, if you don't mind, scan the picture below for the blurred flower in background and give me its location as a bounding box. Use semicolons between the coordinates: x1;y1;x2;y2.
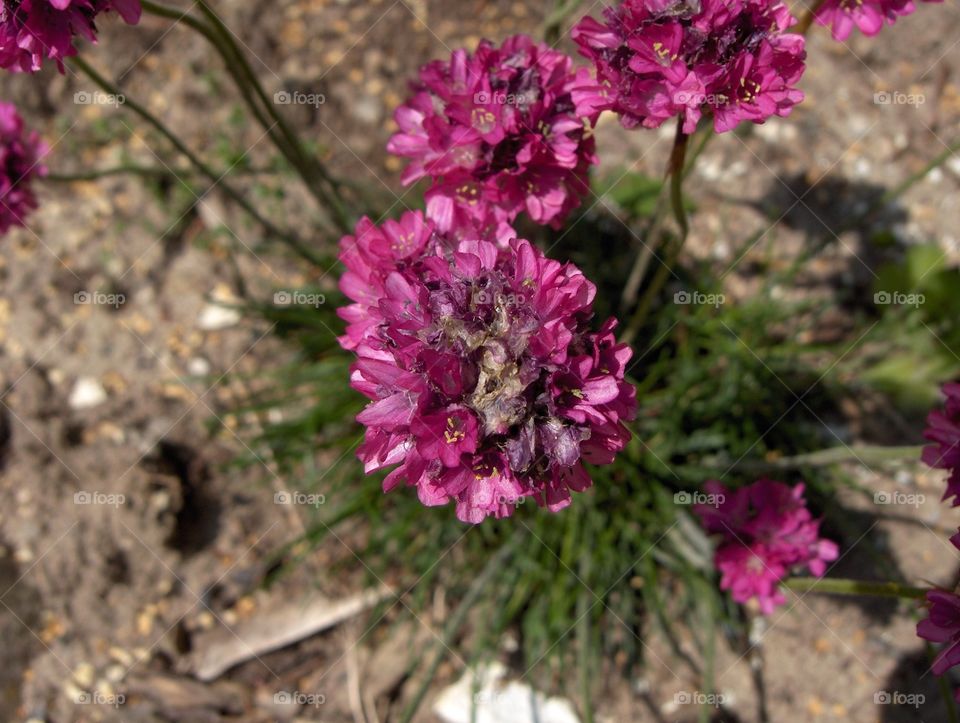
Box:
695;479;838;614
922;382;960;506
0;102;48;234
0;0;141;73
815;0;943;41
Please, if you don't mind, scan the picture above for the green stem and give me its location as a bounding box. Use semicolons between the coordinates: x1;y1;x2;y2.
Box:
783;577;928;600
192;0;352;232
738;444;924;470
880;136;960;210
141;0;351;235
44;164;274;182
668;126;690;238
622;119;690;345
543;0;583;44
69;56;324;265
794;0;828;35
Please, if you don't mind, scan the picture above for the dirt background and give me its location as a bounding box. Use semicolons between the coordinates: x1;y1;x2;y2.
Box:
0;0;959;721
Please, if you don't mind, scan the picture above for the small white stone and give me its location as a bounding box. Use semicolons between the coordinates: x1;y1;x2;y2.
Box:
69;377;107;410
434;663;580;723
187;357;211;376
198;303;241;331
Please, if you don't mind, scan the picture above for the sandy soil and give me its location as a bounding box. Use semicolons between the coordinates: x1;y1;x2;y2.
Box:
0;1;958;721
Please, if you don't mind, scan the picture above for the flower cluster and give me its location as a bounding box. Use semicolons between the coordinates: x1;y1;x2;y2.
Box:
694;479;838;614
917;528;960;702
0;0;141;73
0;102;48;234
571;0;807;134
387;34;600;237
922;382;960;506
815;0;942;41
338;211;636;523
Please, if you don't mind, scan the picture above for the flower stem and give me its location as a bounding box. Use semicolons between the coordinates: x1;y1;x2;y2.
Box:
43;164;274;182
140;0;351;234
783;577;928;600
192;0;352;232
622;119;689;345
69;55;326;265
736;444;925;471
794;0;828;36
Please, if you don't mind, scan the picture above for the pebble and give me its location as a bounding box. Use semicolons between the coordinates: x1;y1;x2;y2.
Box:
109;647;134;667
187;357;211;376
73;662;95;688
197;303;241;331
69;377;108;410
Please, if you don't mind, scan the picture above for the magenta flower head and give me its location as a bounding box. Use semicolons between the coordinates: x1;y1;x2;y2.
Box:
0;0;141;73
815;0;942;41
338;213;636;523
387;34;599;235
917;529;960;701
922;382;960;506
0;102;48;234
572;0;806;134
694;479;839;614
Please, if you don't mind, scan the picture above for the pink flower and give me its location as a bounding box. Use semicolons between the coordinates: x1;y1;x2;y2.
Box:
338;214;636;523
694;479;839;614
917;530;960;702
0;0;141;73
815;0;942;41
572;0;806;134
922;382;960;506
387;34;599;234
0;102;48;234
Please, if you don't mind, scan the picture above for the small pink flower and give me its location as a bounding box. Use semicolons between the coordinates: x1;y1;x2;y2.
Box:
337;213;636;523
922;382;960;506
571;0;806;134
815;0;943;41
917;529;960;702
0;102;48;234
695;478;839;614
0;0;142;73
387;34;599;234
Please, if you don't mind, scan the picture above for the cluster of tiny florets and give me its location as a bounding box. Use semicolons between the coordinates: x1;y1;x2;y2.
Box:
571;0;807;133
338;211;636;523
